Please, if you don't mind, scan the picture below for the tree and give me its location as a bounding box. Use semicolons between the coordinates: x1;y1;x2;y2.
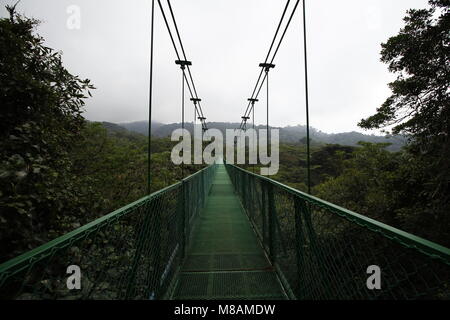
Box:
310;144;355;185
359;0;449;140
358;0;449;244
314;143;403;226
69;122;148;213
0;6;94;260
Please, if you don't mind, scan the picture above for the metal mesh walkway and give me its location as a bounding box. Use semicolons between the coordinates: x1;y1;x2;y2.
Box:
172;164;287;299
0;163;448;299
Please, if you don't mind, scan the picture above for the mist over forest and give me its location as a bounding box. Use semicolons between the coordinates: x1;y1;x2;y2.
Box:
115;120;406;151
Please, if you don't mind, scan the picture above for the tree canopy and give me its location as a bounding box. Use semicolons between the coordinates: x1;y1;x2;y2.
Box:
0;6;96;259
355;0;450;244
359;0;449;206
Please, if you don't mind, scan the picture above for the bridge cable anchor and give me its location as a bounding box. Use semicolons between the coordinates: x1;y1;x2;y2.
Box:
259;63;275;72
175;60;192;70
190;98;202;125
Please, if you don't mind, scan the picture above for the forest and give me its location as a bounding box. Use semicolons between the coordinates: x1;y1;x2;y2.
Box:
0;0;449;268
118;120;407;152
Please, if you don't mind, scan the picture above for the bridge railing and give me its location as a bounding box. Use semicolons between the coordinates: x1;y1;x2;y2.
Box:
225;163;450;300
0;164;217;300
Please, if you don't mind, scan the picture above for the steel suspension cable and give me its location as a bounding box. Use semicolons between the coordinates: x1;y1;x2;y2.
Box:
252;103;255;173
264;0;291;64
158;0;201;126
148;0;155;195
239;0;291;130
158;0;208;131
239;70;263;129
166;0;208;130
245;70;269;130
269;0;300;65
157;0;181;60
239;0;301;130
266;70;269;156
235;0;303;180
302;0;311;194
246;0;301;120
181;68;185;179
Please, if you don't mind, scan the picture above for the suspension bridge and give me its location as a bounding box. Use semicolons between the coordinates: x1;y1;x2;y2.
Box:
0;0;449;300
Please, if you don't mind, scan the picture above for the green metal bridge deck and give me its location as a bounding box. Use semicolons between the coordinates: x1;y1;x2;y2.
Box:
173;165;286;299
0;163;449;300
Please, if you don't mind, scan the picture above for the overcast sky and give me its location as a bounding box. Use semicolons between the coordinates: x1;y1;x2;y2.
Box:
1;0;429;133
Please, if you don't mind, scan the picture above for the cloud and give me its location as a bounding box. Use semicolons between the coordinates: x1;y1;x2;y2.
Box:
1;0;429;134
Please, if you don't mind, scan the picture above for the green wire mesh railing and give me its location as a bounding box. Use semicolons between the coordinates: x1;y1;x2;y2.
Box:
0;164;217;300
225;163;450;300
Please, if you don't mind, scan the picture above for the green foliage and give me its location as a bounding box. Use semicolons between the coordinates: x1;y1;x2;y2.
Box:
359;0;449;199
69;122;147;214
314;142;449;245
271;144;308;191
0;7;94;260
355;0;449;245
314;143;403;225
122;121;406;151
66;121;205;225
310;144;355;185
245;143;354;192
1;1;448;271
359;0;449;139
0;8;196;262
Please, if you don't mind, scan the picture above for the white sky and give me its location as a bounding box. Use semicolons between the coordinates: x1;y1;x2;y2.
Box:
1;0;430;133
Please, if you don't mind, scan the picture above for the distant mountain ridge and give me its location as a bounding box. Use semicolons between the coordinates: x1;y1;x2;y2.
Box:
118;120;164;135
112;120;406;151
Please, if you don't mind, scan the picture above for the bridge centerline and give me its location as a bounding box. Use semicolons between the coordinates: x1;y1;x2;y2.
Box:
172;164;287;300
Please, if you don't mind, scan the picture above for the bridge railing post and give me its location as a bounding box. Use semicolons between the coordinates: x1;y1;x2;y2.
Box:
124;203;151;299
201;170;205;207
248;174;255;223
179;180;186;261
267;182;276;263
294;196;306;299
298;199;332;299
242;171;247;210
124;198;162;300
261;180;268;250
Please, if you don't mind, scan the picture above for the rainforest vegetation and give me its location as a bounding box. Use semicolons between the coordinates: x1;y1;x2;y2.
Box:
0;0;448;265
